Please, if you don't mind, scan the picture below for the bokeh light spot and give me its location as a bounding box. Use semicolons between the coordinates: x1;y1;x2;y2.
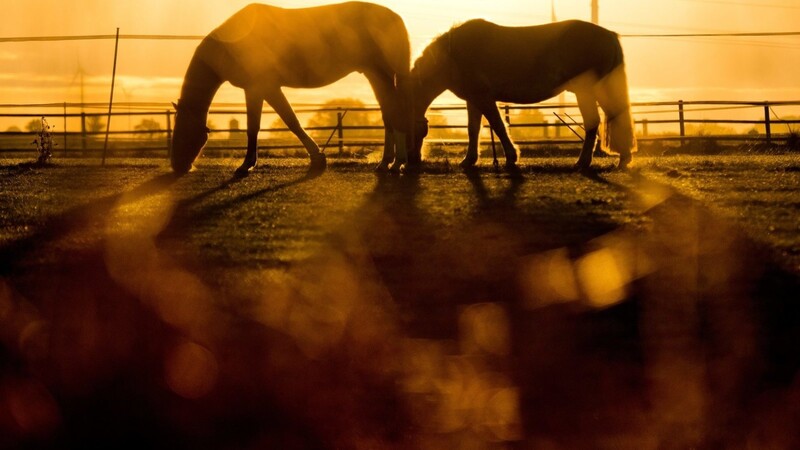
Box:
5;379;61;436
165;340;219;400
459;303;510;356
576;248;628;308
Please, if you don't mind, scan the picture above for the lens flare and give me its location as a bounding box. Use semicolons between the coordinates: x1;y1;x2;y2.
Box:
164;340;219;400
576;248;628;308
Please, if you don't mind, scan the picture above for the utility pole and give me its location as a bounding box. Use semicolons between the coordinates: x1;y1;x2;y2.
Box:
591;0;599;24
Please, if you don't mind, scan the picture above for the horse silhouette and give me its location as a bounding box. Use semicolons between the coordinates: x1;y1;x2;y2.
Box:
409;19;636;170
171;2;411;175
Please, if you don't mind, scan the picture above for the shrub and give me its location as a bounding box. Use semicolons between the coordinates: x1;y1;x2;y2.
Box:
31;116;55;165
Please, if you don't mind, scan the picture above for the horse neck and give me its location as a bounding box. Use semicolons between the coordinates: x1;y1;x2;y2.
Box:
410;71;447;117
411;40;451;115
179;54;223;114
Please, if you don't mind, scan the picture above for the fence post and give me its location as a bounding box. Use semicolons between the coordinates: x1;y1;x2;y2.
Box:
642;118;649;137
336;111;344;156
166;109;172;158
63;102;68;156
543;119;549;139
505;105;510;125
678;100;685;147
81;112;87;151
764;103;771;145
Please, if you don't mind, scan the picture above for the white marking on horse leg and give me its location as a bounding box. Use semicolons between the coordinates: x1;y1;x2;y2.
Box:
376;127;393;171
462;102;482;168
365;70;404;171
393;130;407;165
576;92;600;169
265;89;321;157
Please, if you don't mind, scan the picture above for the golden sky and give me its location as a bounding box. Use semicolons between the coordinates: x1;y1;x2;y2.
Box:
1;0;799;109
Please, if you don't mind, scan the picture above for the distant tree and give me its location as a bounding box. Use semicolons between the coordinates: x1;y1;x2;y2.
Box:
686;123;736;136
305;98;382;140
747;115;800;135
25;118;41;132
266;116;293;141
426;112;467;140
86;115;105;133
134;118;162;139
508;107;546;141
6;125;21;132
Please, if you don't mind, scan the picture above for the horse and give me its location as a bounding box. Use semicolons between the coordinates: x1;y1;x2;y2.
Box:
171;2;411;175
409;19;636;170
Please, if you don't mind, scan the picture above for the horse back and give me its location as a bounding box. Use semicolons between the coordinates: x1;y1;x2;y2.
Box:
198;2;409;88
446;19;623;102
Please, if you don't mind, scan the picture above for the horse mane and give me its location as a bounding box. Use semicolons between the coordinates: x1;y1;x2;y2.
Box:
413;24;459;68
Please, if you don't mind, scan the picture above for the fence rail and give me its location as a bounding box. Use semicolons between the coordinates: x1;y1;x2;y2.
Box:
1;100;799;157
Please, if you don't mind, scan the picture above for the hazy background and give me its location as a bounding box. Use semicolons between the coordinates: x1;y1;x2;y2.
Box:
1;0;799;110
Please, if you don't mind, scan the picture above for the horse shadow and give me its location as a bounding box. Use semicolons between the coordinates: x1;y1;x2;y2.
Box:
157;165;325;243
462;167;526;210
0;173;179;275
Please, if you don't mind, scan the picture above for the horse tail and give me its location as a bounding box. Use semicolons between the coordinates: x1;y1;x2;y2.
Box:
597;38;636;157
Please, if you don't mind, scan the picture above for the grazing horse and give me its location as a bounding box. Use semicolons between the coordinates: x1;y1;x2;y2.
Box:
171;2;410;175
409;19;636;170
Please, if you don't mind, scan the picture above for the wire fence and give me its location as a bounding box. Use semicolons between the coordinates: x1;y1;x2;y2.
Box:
3;30;799;159
1;100;798;158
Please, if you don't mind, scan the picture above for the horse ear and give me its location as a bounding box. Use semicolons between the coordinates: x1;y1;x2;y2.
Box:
171;101;178;110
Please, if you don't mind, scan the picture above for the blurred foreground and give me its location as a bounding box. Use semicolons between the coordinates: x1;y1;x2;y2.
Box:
1;156;799;449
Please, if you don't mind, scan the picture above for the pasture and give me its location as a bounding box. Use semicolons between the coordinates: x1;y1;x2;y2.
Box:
1;153;799;448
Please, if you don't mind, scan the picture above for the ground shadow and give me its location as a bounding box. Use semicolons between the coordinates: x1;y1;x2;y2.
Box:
0;173;178;275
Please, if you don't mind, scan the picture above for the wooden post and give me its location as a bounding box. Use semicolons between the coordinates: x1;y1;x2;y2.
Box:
504;105;510;124
63;102;68;156
543;119;549;139
336;111;344;156
642;118;648;137
166;109;172;158
678;100;685;147
81;112;87;151
764;103;771;145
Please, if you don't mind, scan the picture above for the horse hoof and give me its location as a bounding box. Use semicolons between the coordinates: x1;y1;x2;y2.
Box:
505;162;521;173
573;160;591;172
459;158;477;169
310;153;327;171
235;162;256;177
374;162;391;172
618;155;632;170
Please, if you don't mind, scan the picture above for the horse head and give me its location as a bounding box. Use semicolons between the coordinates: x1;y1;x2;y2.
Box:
410;115;428;163
407;33;451;165
170;100;210;174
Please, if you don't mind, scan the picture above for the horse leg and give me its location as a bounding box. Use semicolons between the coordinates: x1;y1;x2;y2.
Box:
365;70;406;172
235;91;263;175
461;101;482;168
479;102;518;168
264;88;326;170
575;92;600;170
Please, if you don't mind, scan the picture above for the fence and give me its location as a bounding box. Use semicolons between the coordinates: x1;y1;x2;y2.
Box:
1;100;799;158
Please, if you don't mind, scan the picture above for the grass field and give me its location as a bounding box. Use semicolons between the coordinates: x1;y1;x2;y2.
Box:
1;153;799;448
